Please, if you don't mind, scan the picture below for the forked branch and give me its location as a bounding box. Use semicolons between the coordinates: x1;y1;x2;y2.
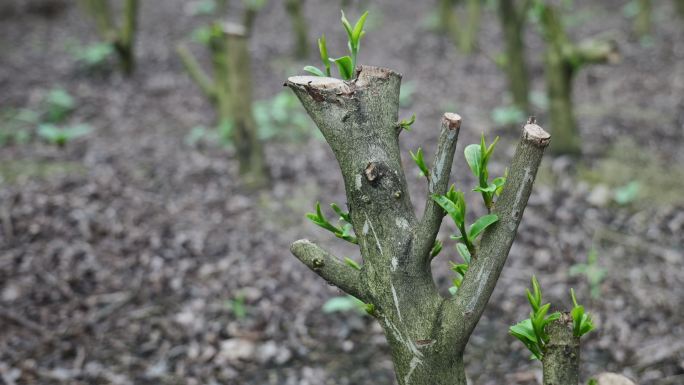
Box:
440;121;550;347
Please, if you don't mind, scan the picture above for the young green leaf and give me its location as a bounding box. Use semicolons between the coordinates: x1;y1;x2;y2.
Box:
330;56;354;80
467;214;499;240
318;34;331;76
455;243;471;264
430;239;443;258
331;202;351;223
340;10;353;40
410;148;429;177
351;11;369;45
344;257;361;270
570;288;595;337
398;114;416;131
432;194;463;226
303;65;326;77
464;143;482;178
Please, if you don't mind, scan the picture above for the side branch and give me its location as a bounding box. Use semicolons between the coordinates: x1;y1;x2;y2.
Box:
569;39;620;67
440;121;550;347
290;239;368;302
414;113;461;263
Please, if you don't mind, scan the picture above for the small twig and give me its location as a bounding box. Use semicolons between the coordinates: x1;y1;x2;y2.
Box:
0;308;49;337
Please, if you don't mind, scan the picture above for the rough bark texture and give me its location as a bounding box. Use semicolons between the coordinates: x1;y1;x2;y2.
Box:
286;66;550;384
498;0;531;112
177;23;268;188
540;4;618;155
284;0;309;58
543;313;580;385
79;0;138;74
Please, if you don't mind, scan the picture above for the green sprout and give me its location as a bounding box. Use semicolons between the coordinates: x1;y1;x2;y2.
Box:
510;277;595;360
410;148;429;178
464;134;506;211
322;295;372;315
509;276;562;360
432;185;498;257
569;246;607;299
398;114;416;131
37;124;92;147
67;42;115;69
304;10;369;80
226;294;248;320
570;288;595;337
306;201;357;244
344;257;361;270
44;88;75;124
430;239;443;258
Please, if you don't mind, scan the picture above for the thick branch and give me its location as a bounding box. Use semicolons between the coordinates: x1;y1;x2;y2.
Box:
439;121;550;348
290;239;367;302
569;39;620;67
176;44;217;102
543;313;580;385
415;113;461;263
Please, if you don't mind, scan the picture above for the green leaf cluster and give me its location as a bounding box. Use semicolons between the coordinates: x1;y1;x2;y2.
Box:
464;134;505;211
306;202;357;244
510;277;595;360
570;288;595;337
226;294;248;320
37;124;92;146
398;114;416;131
67;42;115;68
44;88;76;124
432;184;498;294
410;148;429;178
509;276;562;360
433;185;499;257
304;11;369;80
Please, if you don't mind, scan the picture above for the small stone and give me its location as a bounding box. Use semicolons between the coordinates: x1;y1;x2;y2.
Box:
215;339;256;364
595;372;637;385
587;184;611;207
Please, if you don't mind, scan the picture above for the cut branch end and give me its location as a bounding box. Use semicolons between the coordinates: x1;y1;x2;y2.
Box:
442;112;462;130
523;123;551;147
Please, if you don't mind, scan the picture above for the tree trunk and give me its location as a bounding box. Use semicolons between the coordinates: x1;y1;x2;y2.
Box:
458;0;480;54
114;0;138;74
545;49;579;156
540;4;618;155
285;0;309;58
543;313;580;385
634;0;652;38
498;0;530;112
79;0;138;75
287;66;550;384
224;24;268;188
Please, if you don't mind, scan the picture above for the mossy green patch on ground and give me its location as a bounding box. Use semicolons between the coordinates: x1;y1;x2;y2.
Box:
579;138;684;207
0;160;86;185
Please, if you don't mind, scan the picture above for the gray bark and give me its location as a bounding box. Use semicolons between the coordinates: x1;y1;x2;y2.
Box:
286;66;550;384
543;313;580;385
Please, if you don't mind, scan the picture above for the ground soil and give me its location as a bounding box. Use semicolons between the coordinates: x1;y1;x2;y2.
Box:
1;0;683;384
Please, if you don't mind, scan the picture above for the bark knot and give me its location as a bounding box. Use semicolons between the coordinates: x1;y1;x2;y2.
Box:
364;162;383;184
